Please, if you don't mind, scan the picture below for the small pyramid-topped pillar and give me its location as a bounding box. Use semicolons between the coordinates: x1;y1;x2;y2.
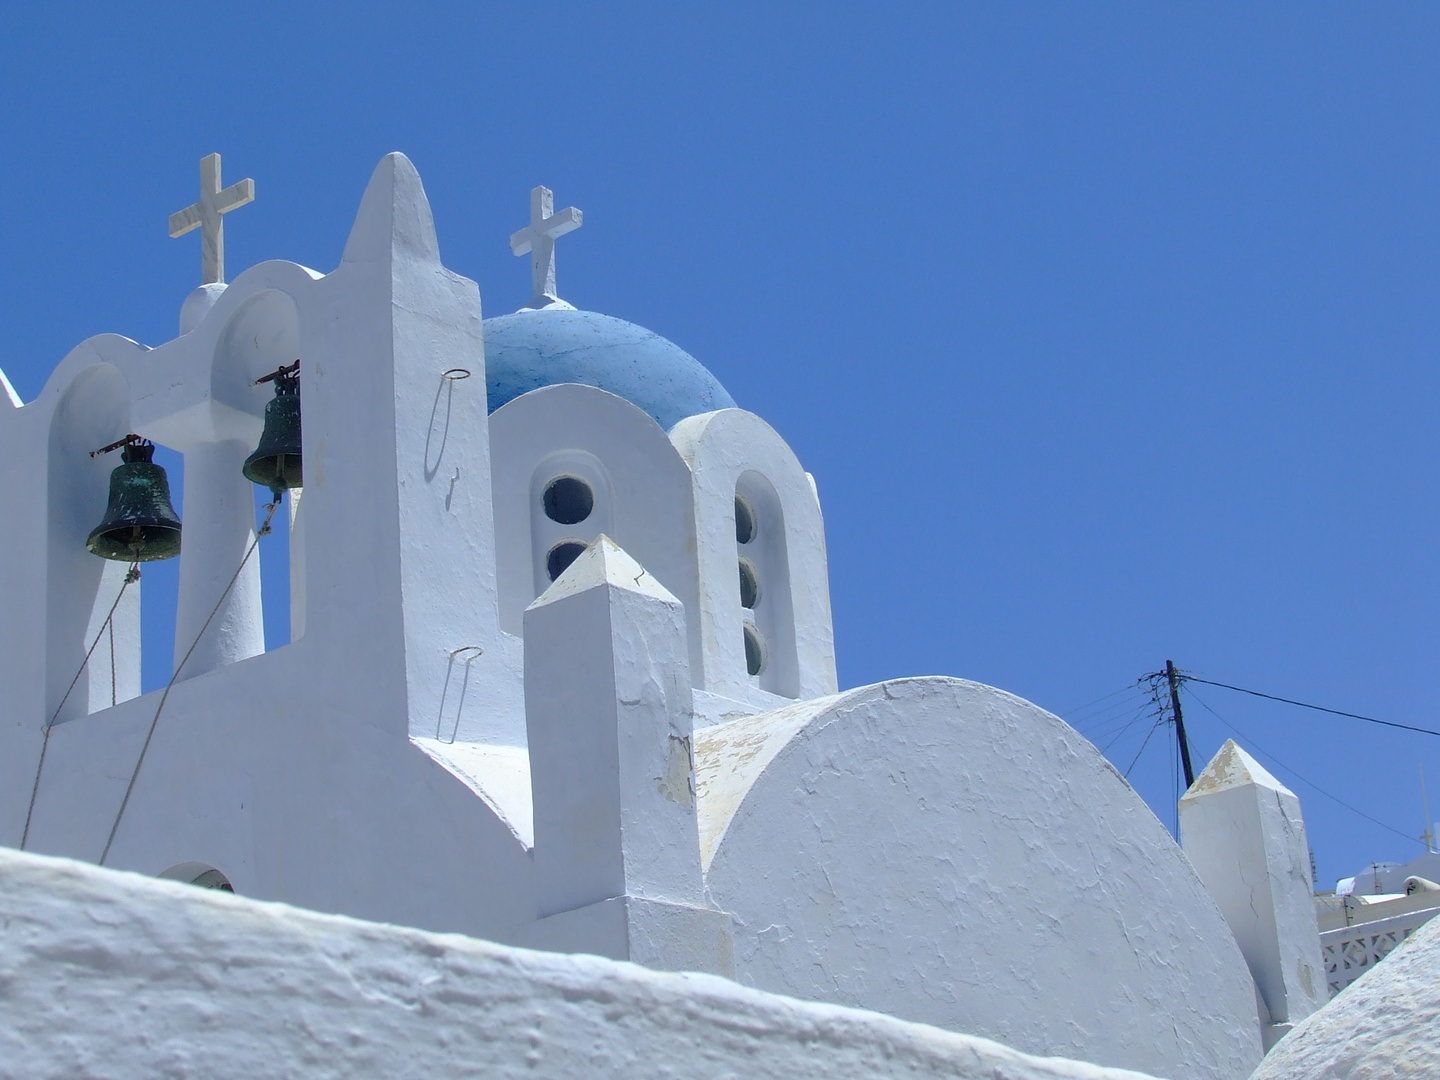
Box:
519;536;731;974
1179;740;1325;1050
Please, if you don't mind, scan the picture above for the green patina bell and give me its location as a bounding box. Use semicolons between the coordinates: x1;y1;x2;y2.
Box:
242;367;302;499
86;440;182;562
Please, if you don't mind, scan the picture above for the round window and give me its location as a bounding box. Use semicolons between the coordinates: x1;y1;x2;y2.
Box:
739;558;760;609
547;539;589;582
743;623;765;676
734;495;756;545
544;476;595;525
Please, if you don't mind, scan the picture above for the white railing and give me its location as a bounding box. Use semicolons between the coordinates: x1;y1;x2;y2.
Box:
1321;906;1440;996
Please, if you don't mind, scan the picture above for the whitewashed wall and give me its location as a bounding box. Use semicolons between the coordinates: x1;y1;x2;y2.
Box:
0;847;1164;1080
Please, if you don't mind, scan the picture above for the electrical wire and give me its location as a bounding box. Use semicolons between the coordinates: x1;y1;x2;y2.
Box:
1181;675;1440;739
1086;699;1149;738
1061;683;1144;721
1185;687;1424;848
1071;687;1152;731
1098;702;1155;755
1124;717;1165;778
1073;692;1152;733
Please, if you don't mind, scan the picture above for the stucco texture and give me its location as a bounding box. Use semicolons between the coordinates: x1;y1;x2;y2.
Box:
1249;908;1440;1080
697;677;1263;1080
0;847;1163;1080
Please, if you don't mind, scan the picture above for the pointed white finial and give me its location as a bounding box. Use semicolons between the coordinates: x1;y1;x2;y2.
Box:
169;153;255;285
509;185;582;308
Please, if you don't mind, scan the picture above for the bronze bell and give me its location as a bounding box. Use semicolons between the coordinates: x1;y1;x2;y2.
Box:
87;439;182;562
242;362;302;499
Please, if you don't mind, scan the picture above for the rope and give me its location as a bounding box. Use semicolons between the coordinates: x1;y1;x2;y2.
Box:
109;617;117;709
98;500;279;866
19;562;140;850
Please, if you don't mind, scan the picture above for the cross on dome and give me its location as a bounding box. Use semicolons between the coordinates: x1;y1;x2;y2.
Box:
169;153;255;285
510;186;583;308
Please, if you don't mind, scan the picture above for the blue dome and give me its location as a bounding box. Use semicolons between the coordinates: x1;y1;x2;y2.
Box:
483;308;736;431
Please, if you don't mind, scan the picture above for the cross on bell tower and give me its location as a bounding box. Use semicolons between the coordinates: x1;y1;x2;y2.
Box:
169;153;255;285
510;185;583;308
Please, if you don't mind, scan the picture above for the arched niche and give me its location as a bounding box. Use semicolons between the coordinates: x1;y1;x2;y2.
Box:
46;362;142;722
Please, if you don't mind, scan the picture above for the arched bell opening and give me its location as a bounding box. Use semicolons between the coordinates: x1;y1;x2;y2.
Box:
170;289;305;684
218;292;304;658
46;363;145;721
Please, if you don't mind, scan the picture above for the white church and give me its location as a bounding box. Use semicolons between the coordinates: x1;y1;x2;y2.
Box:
1;153;1433;1080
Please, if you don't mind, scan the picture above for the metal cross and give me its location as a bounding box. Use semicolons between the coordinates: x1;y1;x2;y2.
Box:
509;186;583;306
169;153;255;285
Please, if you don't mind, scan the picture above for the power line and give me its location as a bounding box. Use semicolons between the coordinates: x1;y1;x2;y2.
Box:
1180;675;1440;739
1076;697;1152;739
1124;717;1165;778
1099;703;1155;756
1060;682;1144;721
1185;687;1424;849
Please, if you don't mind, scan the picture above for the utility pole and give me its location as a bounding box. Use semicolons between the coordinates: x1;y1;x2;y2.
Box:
1167;660;1196;790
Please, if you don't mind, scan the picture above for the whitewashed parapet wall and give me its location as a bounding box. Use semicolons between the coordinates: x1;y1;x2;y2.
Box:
0;848;1167;1080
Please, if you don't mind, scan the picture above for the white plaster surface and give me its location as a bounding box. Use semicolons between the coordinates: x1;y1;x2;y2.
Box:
489;382;696;645
523;536;722;970
697;677;1263;1080
1249;901;1440;1080
3;155;534;943
1179;741;1326;1039
671;408;837;703
0;846;1166;1080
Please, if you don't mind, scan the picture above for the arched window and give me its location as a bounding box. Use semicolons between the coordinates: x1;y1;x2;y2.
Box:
735;473;798;696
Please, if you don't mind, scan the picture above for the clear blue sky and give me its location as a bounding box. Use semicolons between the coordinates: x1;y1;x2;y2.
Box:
3;3;1438;887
